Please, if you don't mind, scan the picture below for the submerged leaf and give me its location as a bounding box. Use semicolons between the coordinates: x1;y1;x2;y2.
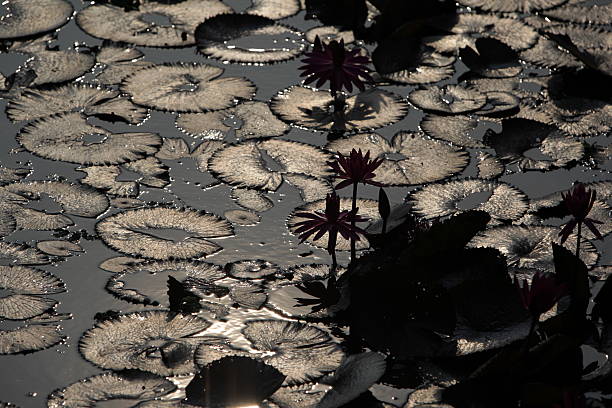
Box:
17;112;161;165
121;63;256;113
47;371;176;408
79;310;212;375
224;209;261;226
96;207;233;260
326;132;469;186
76;0;231;47
195;14;305;63
270;86;408;132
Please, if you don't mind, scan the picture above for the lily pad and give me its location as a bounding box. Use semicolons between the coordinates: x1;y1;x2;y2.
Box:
0;0;72;40
224;209;261;226
122;63;255;113
195;14;305;64
326;132;469;186
76;0;231;47
456;0;566;12
409;85;487;114
79;310;212;376
231;188;274;212
226;259;280;280
270;86;408;133
17;112;161;165
96;207;233;260
36;241;83;257
420;114;485;148
245;0;301;20
0;323;64;355
0;242;49;265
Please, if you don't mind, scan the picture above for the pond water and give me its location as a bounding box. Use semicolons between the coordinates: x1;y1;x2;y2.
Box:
0;0;611;407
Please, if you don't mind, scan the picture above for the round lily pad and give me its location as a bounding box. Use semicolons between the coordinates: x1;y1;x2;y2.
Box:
0;265;64;320
177;101;289;140
242;319;345;384
18;49;96;87
47;371;177;408
17;112;161;165
270;86;408;133
326;132;469;186
96;207;233;260
231;188;274;212
0;0;72;40
209;139;331;191
36;241;83;257
0;323;64;355
420;114;486;148
79;310;212;376
76;0;232;47
122;63;256;113
287;198;380;251
226;259;280;280
409;179;529;222
409;85;487;114
195;14;305;64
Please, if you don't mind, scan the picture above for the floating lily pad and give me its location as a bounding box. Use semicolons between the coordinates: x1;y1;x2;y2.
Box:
195;14;305;64
541;98;612;136
305;26;355;45
224;209;261;226
420;115;485;148
93;42;155;85
456;0;566;12
460;38;522;78
245;0;301;20
190;140;226;173
18;49;96;87
177;101;290;140
288;198;379;251
226;259;280;280
409;179;528;223
17;112;161;165
485;118;585;170
76;0;232;47
476;152;504;179
121;63;255;113
99;256;145;273
326;132;469;186
96;207;233;260
229;282;268;309
468;225;599;271
475;92;519;117
6;84;147;125
284;173;333;203
519;37;583;69
106;259;225;305
36;241;83;257
0;242;49;265
155;137;191;160
0;265;64;320
382;64;455;85
0;323;63;355
270;86;408;132
209;139;331;191
0;213;15;238
231;188;274;212
4;181;109;218
0;0;72;40
409;85;487;114
242;319;345;384
78;165;139;197
543;3;612;25
47;371;177;408
79;310;212;376
0;166;29;186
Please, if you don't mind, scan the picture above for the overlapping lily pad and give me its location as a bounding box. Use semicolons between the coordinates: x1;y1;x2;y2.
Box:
231;188;274;212
76;0;232;47
36;241;83;257
326;132;469;186
409;85;487;114
79;310;212;375
468;225;599;271
519;37;583;69
209;139;332;191
288;198;379;251
96;207;233;260
106;259;225;305
93;42;155;86
0;166;29;186
17;112;161;165
245;0;301;20
0;242;49;265
177;101;289;140
542;2;612;25
305;26;355;45
0;323;64;355
0;265;64;320
456;0;566;12
410;179;529;223
0;0;73;40
242;319;345;384
195;14;305;64
420;115;486;148
122;63;256;113
270;86;408;132
47;371;177;408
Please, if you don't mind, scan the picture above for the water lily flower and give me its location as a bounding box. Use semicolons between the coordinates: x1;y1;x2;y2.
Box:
293;192;366;268
329;148;384;190
514;272;568;317
298;36;373;97
559;183;603;245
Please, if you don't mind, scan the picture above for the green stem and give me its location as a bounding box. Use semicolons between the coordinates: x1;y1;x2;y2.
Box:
576;221;582;258
350;182;358;265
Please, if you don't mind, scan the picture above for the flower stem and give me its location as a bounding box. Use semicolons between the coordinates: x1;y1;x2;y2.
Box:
350;182;358;265
520;316;539;355
576;221;582;258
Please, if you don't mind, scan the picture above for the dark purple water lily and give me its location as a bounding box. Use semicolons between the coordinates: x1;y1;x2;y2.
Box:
298;36;373;97
294;192;366;269
559;183;603;244
514;272;568;317
329;148;384;190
